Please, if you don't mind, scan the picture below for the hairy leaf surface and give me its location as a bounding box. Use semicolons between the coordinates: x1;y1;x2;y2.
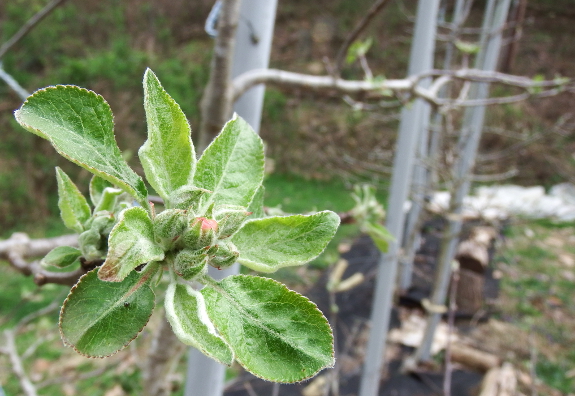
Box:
41;246;82;268
165;283;233;365
139;69;195;200
55;167;91;233
201;275;334;382
59;269;156;357
232;211;340;272
247;185;265;219
98;207;164;282
193;115;264;214
89;175;114;208
15;86;149;208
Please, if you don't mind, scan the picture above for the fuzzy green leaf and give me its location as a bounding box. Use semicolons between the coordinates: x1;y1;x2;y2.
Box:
201;275;334;382
59;268;156;358
193;115;264;214
139;69;195;201
41;246;82;268
247;185;265;219
165;283;233;365
98;207;164;282
89;175;114;208
93;187;124;213
15;86;149;209
364;222;394;253
55;167;91;233
232;211;340;273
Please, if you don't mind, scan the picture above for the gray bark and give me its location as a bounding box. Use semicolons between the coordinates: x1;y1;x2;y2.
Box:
198;0;242;152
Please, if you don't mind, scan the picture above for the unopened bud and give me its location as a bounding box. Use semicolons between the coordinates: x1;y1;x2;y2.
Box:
168;185;211;211
79;229;103;260
182;217;218;250
214;205;252;239
153;209;187;248
173;249;208;280
91;212;115;236
208;241;239;270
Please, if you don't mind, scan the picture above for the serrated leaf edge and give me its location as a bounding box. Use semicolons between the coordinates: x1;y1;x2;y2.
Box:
139;68;196;199
15;86;149;210
55;167;92;233
204;274;335;383
235;211;341;273
59;269;156;358
195;115;265;213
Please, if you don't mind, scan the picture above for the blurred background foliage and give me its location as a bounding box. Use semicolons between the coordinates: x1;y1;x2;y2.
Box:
0;0;574;234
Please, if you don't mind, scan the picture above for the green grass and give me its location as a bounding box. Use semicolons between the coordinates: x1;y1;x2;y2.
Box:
263;173;357;213
497;220;575;393
536;357;575;394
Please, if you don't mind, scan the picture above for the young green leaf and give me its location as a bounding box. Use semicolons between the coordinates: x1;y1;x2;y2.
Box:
59;268;156;358
139;69;196;201
89;175;114;208
232;211;340;273
15;86;149;209
98;207;164;282
201;275;334;382
165;283;234;365
364;222;394;253
193;115;264;214
41;246;82;268
93;187;124;213
55;167;91;233
247;185;265;219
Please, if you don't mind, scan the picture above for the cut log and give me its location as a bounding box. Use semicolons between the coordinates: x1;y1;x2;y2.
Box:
454;269;485;314
450;343;500;373
456;226;497;273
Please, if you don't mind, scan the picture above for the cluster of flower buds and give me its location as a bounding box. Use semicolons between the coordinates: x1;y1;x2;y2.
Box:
79;212;115;261
152;204;252;280
77;187;134;262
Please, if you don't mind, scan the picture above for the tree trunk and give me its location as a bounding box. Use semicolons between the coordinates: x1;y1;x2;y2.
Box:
197;0;242;152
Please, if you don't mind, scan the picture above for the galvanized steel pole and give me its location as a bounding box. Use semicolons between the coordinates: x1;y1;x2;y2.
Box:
358;1;440;395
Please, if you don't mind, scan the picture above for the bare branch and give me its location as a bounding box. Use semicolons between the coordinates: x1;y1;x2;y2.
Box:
2;329;38;396
15;292;66;333
232;68;412;101
22;333;57;360
0;0;68;60
333;0;393;74
232;67;572;109
1;232;86;286
0;64;30;100
0;232;77;258
471;167;519;182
